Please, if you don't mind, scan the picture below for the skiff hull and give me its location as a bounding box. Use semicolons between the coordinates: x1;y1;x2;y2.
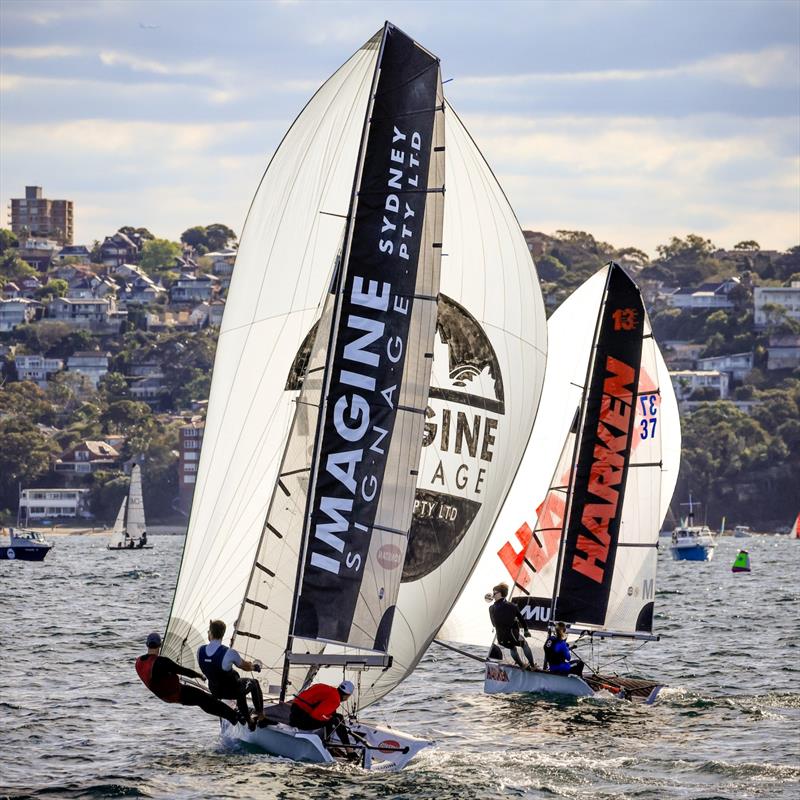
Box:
484;662;662;704
220;717;432;769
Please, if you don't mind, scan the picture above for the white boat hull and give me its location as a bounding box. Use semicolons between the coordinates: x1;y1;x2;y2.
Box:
484;661;594;697
484;662;663;703
220;717;432;769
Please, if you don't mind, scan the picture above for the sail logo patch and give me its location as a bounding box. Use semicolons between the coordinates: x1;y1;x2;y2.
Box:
376;543;403;570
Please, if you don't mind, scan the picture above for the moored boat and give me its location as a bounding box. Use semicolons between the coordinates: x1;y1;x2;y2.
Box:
0;528;53;561
670;498;716;561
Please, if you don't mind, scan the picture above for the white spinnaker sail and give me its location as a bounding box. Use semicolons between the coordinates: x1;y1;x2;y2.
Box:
163;34;381;666
442;265;680;647
108;497;127;548
316;101;547;710
126;465;146;542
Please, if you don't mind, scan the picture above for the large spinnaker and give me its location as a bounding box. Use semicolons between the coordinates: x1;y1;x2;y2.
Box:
316;101;548;711
442;264;680;647
163;33;381;668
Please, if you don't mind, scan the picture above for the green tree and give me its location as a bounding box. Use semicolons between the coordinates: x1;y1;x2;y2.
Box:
34;279;68;301
0;418;59;511
0;228;19;255
1;253;36;283
734;240;760;251
205;223;237;251
180;226;209;253
140;238;182;272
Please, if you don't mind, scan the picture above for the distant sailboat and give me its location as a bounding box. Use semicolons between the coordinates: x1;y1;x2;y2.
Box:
108;465;151;550
159;22;547;767
792;512;800;539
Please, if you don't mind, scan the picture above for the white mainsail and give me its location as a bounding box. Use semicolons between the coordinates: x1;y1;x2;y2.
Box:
163;24;547;717
126;465;146;543
441;264;680;647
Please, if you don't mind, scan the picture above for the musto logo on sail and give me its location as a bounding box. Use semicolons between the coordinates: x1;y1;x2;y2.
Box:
402;294;505;582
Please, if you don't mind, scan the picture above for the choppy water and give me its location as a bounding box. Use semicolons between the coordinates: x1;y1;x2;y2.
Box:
1;534;798;799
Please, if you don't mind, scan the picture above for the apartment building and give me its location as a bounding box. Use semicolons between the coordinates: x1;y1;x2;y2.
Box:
10;186;74;245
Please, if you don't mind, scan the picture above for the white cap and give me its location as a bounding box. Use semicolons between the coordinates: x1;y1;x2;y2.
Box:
338;680;354;695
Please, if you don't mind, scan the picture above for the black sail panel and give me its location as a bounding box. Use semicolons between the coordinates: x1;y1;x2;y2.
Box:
294;25;443;648
555;265;645;626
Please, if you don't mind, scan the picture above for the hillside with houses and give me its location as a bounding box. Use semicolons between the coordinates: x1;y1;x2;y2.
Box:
1;195;798;530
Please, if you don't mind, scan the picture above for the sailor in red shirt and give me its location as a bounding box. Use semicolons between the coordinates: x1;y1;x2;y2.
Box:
289;680;354;746
135;631;238;725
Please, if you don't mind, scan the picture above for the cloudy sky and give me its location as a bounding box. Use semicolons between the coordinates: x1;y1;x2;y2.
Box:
1;0;798;255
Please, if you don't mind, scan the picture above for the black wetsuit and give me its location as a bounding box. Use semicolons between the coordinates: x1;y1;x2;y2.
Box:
489;598;529;646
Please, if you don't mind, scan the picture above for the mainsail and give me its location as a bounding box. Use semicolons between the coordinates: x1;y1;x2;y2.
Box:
163;23;547;713
442;264;679;646
126;465;147;543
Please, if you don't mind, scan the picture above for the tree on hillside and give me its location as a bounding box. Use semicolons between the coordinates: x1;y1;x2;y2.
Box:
1;253;36;283
205;223;237;251
180;226;208;253
0;418;59;511
0;228;19;255
119;226;155;242
180;223;237;254
140;238;182;272
734;240;760;251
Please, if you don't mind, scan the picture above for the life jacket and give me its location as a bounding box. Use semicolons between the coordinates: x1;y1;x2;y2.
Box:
543;635;568;670
198;643;240;696
136;654;181;703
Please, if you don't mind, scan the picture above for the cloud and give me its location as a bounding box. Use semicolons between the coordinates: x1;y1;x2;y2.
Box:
460;46;799;90
0;45;85;59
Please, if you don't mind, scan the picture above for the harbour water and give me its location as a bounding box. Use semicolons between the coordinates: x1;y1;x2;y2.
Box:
1;534;798;799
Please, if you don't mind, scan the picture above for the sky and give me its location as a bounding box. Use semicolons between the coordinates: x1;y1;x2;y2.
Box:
1;0;798;256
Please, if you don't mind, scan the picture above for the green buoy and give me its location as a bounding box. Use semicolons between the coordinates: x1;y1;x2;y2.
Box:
731;549;751;573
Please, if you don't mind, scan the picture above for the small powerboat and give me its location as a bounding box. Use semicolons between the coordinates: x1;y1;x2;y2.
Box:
0;528;53;561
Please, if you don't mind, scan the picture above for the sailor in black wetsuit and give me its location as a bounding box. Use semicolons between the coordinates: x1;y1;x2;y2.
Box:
197;619;265;730
135;632;238;724
488;583;537;670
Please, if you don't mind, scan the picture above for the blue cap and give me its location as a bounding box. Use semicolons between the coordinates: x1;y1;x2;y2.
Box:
146;631;162;648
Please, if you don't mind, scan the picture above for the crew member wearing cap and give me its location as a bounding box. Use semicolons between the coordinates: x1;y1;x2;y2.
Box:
488;582;537;670
543;621;584;676
197;619;265;730
289;680;354;748
135;632;239;724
